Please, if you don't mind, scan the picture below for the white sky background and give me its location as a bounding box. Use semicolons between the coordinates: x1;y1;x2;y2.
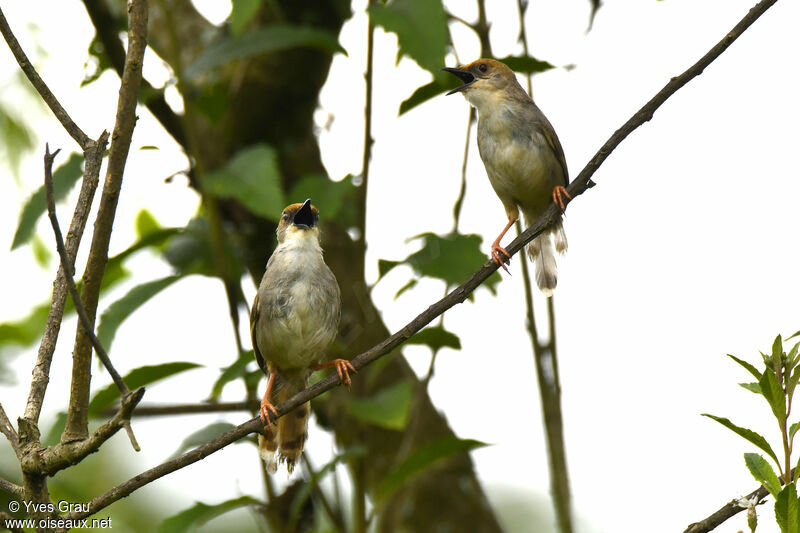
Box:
0;0;799;532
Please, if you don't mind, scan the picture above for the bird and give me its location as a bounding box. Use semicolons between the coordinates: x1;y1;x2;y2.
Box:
442;58;570;296
250;199;355;473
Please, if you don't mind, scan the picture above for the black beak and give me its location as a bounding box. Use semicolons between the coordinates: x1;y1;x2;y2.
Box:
441;67;476;95
293;198;315;229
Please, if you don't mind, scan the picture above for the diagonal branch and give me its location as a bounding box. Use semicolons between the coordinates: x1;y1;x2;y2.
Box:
63;0;779;522
23;130;109;427
43;146;140;451
684;484;769;533
0;402;20;459
0;6;91;150
63;0;148;443
99;401;257;418
0;477;22;498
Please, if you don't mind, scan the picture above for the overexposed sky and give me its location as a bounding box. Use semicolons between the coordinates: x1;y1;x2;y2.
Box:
1;1;799;532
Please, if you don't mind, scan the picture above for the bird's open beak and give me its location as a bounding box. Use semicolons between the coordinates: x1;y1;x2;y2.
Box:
441;67;476;95
293;198;315;229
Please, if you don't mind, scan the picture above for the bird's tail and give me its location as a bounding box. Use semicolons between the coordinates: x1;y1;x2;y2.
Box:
523;212;567;297
258;371;310;474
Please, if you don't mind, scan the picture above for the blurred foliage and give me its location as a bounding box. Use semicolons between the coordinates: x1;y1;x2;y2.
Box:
347;381;412;430
704;331;800;533
11;152;83;249
0;103;35;178
169;422;238;459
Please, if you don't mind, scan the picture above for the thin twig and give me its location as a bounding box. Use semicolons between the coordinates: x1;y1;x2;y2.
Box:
357;0;376;247
301;454;346;532
0;7;91;149
44;146;129;396
98;401;257;418
684;485;769;533
0;403;20;458
60;0;778;520
0;477;23;498
63;0;148;442
517;222;573;533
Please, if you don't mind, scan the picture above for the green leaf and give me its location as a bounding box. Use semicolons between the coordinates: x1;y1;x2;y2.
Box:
187;25;344;77
97;275;182;351
744;452;782;498
496;55;556;75
230;0;262;35
702;414;780;466
378;259;401;278
170;422;237;459
377;436;489;503
759;368;786;421
11;153;83;249
787;329;800;342
43;411;67;447
406;325;461;353
135;209;161;240
773;335;785;365
31;235;52;268
739;382;762;394
0;104;35;176
347;381;413;430
82;36;115;87
394;278;417;299
210;351;254;401
369;0;447;74
0;303;49;350
288;174;357;223
158;496;261;533
399;79;450;115
790;421;800;442
162;216;217;277
727;354;762;381
775;483;799;533
381;232;501;293
788;341;800;367
89;362;202;414
204;144;286;220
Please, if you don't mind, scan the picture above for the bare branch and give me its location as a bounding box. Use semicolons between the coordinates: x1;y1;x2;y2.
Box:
22;389;144;478
0;477;23;498
684;485;769;533
0;7;91;149
99;401;257;418
43;146;129;396
63;0;149;442
43;146;140;452
60;0;780;520
23;131;108;427
0;403;20;458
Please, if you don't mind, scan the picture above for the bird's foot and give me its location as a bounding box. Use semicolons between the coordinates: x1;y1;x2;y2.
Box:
491;243;511;274
552;186;571;212
259;396;278;429
313;359;356;389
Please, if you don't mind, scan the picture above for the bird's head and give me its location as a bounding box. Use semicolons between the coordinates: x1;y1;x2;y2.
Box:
441;59;523;110
276;199;321;244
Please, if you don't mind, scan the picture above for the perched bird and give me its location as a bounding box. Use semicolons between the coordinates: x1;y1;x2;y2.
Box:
442;58;570;295
250;199;355;473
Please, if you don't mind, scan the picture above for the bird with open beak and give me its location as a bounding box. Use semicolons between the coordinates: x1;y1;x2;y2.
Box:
442;58;570;296
250;199;355;473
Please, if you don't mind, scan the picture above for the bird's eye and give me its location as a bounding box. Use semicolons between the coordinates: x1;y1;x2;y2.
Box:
478;63;488;73
282;213;289;221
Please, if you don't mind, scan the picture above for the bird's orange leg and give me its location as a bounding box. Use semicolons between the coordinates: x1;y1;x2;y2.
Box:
312;359;356;389
260;372;279;429
491;218;516;273
552;186;572;212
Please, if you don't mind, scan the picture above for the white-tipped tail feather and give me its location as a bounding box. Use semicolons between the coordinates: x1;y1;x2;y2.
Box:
527;234;557;296
523;214;567;297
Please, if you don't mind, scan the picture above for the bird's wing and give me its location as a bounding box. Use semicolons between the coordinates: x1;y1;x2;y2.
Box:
540;123;569;187
250;292;268;374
